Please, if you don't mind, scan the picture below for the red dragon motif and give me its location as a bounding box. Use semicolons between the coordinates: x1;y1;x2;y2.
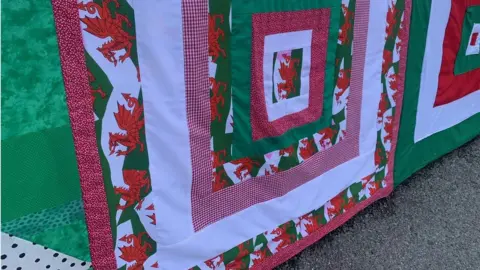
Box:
385;1;399;39
79;0;136;67
343;197;356;212
205;254;224;269
382;50;393;75
277;54;300;99
212;149;227;168
388;73;399;103
209;14;226;63
279;145;295;157
299;138;316;160
251;248;268;265
361;173;375;189
147;213;156;225
264;164;279;176
225;259;247;270
327;192;345;218
369;180;382;195
118;232;152;270
109;93;145;156
230;158;260;181
339;4;354;45
396;19;405;55
296;213;321;235
146;203;155;211
295;214;312;228
87;70;107;103
236;242;250;259
145;203;156;225
377;92;389;124
114;170;150;210
375;143;386;168
318;128;338;149
212;168;230;192
335;69;351;103
383;115;393;144
304;216;322;235
210;77;227;122
271;224;296;251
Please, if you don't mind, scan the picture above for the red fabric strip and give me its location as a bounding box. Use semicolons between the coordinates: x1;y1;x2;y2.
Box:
51;0;116;269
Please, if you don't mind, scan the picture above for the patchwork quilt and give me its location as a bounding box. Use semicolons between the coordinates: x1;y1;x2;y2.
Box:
1;0;478;269
395;0;480;184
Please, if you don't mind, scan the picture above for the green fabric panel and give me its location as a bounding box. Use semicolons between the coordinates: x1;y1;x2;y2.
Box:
1;124;81;222
28;219;91;262
1;0;69;140
454;5;480;75
1;200;84;238
2;200;90;261
231;0;340;158
394;0;480;186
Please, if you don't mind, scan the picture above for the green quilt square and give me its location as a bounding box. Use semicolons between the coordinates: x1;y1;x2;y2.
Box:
231;0;341;159
454;5;480;75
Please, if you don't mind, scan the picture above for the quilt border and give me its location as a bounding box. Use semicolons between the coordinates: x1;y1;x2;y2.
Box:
51;0;116;269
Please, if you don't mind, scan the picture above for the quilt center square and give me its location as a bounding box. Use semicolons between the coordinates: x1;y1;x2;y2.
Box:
264;30;312;122
231;7;337;160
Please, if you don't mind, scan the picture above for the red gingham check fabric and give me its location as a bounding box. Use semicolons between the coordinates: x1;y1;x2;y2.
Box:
181;0;212;206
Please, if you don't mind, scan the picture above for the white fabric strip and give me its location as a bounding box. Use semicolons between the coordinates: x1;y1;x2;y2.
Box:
134;0;194;245
359;0;388;155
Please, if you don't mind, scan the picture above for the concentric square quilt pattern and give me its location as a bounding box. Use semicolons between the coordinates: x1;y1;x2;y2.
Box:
52;0;411;269
394;0;480;185
434;0;480;106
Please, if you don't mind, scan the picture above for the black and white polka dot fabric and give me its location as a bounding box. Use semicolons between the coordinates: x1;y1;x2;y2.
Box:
1;233;91;270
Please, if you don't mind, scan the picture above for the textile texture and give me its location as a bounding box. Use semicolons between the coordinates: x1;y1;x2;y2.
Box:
1;0;89;260
12;0;480;269
52;0;410;268
394;0;480;185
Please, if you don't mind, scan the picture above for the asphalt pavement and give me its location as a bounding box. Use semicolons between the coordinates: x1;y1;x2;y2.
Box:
277;136;480;270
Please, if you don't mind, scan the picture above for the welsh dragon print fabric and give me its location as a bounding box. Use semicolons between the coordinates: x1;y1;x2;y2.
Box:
51;0;411;269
